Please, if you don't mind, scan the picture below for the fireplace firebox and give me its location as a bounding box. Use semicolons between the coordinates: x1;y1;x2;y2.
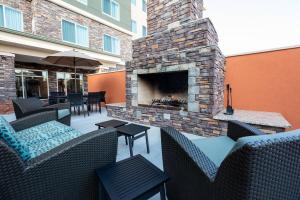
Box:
138;71;188;110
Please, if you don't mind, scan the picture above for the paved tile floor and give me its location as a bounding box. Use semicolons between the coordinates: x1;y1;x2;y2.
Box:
4;108;202;199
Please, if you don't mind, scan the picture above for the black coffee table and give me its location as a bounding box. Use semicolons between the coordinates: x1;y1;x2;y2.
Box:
95;119;129;145
96;155;169;200
95;119;128;129
117;124;150;157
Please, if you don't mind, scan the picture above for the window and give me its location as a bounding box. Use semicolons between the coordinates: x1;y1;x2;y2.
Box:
142;0;147;12
142;25;147;37
57;72;84;94
131;0;136;6
62;19;89;47
131;20;137;33
103;34;120;55
76;0;88;5
0;5;23;31
15;69;49;99
103;0;120;20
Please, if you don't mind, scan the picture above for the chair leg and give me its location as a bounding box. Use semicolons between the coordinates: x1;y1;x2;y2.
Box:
145;130;150;154
128;137;133;157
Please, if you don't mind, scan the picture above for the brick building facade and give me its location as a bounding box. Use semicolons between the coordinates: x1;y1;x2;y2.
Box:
0;0;133;113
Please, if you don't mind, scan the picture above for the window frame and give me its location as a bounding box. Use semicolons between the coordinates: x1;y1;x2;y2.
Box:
102;0;120;21
76;0;88;5
131;0;136;6
142;25;147;37
103;33;120;55
0;4;24;31
15;68;49;99
142;0;147;13
131;19;137;33
61;19;89;47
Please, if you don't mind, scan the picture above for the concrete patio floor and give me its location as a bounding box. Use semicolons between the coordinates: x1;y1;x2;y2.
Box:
4;108;202;200
71;109;202;169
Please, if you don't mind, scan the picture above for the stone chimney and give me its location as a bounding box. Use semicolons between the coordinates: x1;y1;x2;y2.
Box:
111;0;226;136
147;0;204;34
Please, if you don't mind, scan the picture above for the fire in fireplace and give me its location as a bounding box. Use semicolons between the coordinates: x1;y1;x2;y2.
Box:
138;71;188;110
152;96;187;108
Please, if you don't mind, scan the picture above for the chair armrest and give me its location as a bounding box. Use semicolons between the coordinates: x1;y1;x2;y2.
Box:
45;102;71;110
21;107;56;118
227;120;265;141
161;127;218;182
10;111;57;132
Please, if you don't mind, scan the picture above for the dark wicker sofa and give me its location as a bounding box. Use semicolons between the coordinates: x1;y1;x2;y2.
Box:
0;111;118;200
12;98;71;125
161;121;300;200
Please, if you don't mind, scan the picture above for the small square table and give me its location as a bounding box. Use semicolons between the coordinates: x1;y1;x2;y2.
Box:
96;155;169;200
117;124;150;157
95;119;128;129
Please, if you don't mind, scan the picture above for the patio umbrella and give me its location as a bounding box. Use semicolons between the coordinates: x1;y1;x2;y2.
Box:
43;50;102;93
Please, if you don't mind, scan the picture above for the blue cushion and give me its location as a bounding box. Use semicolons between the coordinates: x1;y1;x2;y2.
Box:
0;116;31;161
58;109;70;119
231;129;300;153
15;121;84;159
192;136;236;167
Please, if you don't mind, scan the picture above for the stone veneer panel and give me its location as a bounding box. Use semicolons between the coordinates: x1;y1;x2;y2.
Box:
148;0;204;34
0;54;16;114
107;104;285;136
115;16;226;136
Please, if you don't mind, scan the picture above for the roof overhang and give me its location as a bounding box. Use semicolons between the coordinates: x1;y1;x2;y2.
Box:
0;29;125;66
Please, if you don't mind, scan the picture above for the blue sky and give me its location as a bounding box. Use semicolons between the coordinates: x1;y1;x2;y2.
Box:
204;0;300;55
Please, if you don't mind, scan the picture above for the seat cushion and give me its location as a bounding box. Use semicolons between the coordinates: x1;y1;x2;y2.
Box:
231;129;300;153
0;116;31;161
15;121;84;159
58;109;70;119
192;136;236;167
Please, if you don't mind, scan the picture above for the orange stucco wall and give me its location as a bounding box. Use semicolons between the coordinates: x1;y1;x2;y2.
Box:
88;71;126;104
87;47;300;130
225;47;300;130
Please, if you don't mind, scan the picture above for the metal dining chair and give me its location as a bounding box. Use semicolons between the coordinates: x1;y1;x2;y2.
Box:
68;93;89;117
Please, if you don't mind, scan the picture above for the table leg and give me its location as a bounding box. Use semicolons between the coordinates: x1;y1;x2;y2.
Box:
129;137;133;157
145;130;150;154
125;136;128;145
160;184;166;200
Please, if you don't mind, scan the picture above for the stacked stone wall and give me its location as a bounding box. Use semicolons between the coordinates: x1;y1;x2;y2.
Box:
0;55;15;114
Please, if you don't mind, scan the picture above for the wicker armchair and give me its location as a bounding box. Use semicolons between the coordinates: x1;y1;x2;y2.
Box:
161;121;300;200
12;98;71;125
0;111;118;200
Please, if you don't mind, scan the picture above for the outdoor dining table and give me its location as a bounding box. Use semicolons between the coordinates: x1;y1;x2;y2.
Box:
52;95;88;104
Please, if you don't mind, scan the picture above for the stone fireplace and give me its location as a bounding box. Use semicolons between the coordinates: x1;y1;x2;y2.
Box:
107;0;290;136
106;0;228;136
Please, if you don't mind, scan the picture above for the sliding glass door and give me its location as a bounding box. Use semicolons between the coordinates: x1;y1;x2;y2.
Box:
15;69;49;99
57;72;84;94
